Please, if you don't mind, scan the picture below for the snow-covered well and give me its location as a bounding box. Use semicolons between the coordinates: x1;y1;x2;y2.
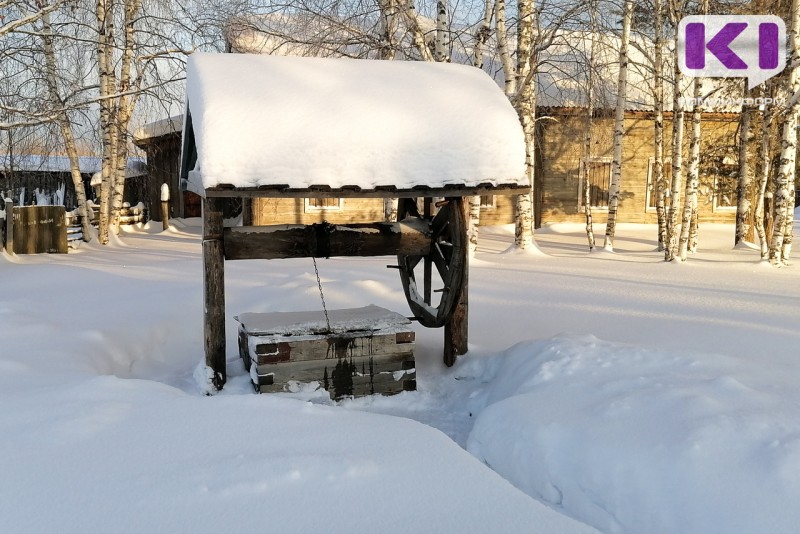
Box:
182;53;527;194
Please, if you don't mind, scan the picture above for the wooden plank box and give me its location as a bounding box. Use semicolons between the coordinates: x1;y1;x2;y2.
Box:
236;305;415;398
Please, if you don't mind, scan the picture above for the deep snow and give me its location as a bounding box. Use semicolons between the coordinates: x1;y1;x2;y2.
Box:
1;219;798;534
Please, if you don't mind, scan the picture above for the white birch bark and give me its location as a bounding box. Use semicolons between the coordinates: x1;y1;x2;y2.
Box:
435;0;449;62
653;0;667;251
665;65;685;261
735;83;753;246
678;75;702;261
769;0;800;265
603;0;632;252
378;0;398;221
513;0;535;249
96;0;114;245
109;0;143;235
377;0;398;60
755;86;773;260
468;195;481;256
473;0;493;69
467;0;493;247
402;0;434;62
495;0;515;96
583;6;597;251
40;11;92;241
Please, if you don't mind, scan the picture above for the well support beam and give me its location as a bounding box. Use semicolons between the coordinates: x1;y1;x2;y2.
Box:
223;219;431;260
203;197;226;390
443;197;469;366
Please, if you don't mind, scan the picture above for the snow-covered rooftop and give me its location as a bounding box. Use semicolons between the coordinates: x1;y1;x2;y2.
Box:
182;53;527;195
133;115;183;145
1;154;147;178
535;30;738;112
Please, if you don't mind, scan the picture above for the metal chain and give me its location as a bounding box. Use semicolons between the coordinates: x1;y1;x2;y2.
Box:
312;256;332;333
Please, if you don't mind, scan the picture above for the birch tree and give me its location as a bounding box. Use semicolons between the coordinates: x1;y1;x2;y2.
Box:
582;0;598;251
512;0;536;249
467;0;494;256
39;11;93;240
603;0;632;252
769;0;800;265
497;0;580;250
735;84;753;246
754;83;774;259
652;0;667;251
677;74;702;260
664;0;686;262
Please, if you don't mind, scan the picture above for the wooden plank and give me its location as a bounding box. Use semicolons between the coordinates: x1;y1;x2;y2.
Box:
203;197;226;390
251;352;416;398
247;332;414;364
223;219;431;260
11;206;67;254
204;184;531;199
444;197;469;366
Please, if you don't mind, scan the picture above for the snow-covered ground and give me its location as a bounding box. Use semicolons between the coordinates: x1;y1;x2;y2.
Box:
1;219;798;534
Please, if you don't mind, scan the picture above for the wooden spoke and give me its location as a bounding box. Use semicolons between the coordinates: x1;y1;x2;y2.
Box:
397;197;467;328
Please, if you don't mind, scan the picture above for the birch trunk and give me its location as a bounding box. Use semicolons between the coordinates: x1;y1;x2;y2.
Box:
468;196;481;256
735;84;753;246
379;0;398;221
583;6;597;251
40;11;92;241
755;87;773;259
678;75;702;261
665;65;685;261
769;0;800;265
495;0;515;96
473;0;493;69
96;0;114;245
467;0;493;246
653;0;667;251
435;0;449;62
109;0;143;235
604;0;632;252
402;0;434;62
377;0;398;60
513;0;535;249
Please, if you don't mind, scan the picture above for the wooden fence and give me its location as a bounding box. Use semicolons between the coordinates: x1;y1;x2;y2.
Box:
66;203;146;244
1;201;146;253
2;201;67;254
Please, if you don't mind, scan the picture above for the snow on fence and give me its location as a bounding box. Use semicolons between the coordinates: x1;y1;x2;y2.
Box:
66;202;146;244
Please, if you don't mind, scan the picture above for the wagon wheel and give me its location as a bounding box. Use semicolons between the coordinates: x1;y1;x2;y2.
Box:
397;197;467;329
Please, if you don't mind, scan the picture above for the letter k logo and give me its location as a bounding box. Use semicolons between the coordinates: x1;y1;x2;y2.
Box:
685;22;748;69
678;15;786;89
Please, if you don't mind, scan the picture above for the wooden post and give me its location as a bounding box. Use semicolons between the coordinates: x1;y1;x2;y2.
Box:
203;196;226;390
444;197;468;366
160;183;170;231
5;200;13;254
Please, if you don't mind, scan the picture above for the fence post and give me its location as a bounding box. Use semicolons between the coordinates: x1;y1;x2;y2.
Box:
4;200;13;254
161;183;170;231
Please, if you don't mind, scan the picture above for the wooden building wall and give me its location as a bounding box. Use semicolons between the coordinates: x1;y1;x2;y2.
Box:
137;133;202;220
538;109;740;225
251;197;384;225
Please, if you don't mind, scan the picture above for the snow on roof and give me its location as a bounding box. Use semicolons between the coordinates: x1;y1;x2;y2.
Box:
1;154;147;178
133;115;183;144
183;53;527;194
536;30;738;113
